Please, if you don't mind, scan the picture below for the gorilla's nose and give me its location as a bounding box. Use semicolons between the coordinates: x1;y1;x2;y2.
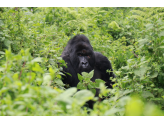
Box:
82;62;88;67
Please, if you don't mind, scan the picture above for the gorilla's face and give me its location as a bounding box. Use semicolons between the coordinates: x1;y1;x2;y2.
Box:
70;42;95;74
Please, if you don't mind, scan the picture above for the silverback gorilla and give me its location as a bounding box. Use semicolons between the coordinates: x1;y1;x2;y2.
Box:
61;34;116;89
61;34;116;109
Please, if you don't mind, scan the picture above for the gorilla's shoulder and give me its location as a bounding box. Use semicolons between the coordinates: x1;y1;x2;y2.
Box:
94;52;112;70
94;52;109;62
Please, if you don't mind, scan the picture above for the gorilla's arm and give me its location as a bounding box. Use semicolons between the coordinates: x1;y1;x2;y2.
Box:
91;52;115;88
61;55;79;87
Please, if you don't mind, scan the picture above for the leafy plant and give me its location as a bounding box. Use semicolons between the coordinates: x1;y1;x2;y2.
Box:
0;7;164;115
77;70;106;95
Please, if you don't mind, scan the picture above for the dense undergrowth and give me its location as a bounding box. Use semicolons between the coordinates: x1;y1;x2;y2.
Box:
0;7;164;116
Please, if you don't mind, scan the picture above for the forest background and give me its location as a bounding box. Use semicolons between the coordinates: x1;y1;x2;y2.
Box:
0;7;164;116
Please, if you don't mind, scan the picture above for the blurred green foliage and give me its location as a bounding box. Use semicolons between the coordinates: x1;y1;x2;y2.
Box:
0;7;164;116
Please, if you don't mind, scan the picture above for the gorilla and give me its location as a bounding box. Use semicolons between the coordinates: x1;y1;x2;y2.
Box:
61;34;116;89
60;34;116;109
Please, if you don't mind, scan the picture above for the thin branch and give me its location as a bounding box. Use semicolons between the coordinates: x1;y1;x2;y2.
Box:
132;51;138;58
18;61;26;80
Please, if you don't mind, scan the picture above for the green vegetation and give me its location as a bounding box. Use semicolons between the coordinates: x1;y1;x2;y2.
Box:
0;7;164;116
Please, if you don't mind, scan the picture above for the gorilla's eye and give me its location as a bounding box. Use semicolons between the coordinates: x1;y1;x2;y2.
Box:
87;55;90;58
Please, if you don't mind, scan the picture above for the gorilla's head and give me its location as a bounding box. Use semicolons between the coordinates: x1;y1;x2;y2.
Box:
67;35;95;74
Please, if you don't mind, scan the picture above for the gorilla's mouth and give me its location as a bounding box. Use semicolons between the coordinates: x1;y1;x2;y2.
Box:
80;66;93;73
82;64;88;69
81;68;89;71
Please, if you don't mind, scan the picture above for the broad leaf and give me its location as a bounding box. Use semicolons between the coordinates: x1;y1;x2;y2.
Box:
0;20;4;26
90;89;96;95
78;73;83;82
81;70;94;79
77;82;86;89
42;74;51;86
4;40;12;47
108;21;121;30
88;82;95;89
150;72;158;78
31;57;42;63
95;79;105;87
25;12;32;15
142;91;154;98
159;31;164;37
134;66;148;78
56;87;77;104
138;39;149;46
55;79;64;86
145;24;154;30
158;46;164;49
32;63;44;73
0;67;5;72
0;51;5;55
74;90;94;105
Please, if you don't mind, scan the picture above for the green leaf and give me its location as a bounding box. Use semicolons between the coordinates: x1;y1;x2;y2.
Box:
151;98;163;101
25;12;32;15
158;31;164;37
78;73;83;82
108;21;121;30
0;51;5;55
74;90;94;105
42;74;51;86
105;108;123;116
99;83;110;96
88;70;94;78
95;79;105;87
21;7;29;11
127;32;132;36
0;67;5;72
90;89;96;95
120;89;133;98
159;26;164;30
32;63;44;73
0;87;8;95
150;72;158;78
66;72;72;76
88;82;95;89
134;66;147;78
77;82;86;89
126;25;131;28
0;20;4;26
18;93;37;98
4;40;12;47
81;70;94;79
43;42;50;45
158;46;164;49
1;37;5;41
5;34;10;38
138;39;149;46
56;87;77;104
55;79;64;86
0;32;3;35
31;57;42;63
142;91;154;98
145;24;154;30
